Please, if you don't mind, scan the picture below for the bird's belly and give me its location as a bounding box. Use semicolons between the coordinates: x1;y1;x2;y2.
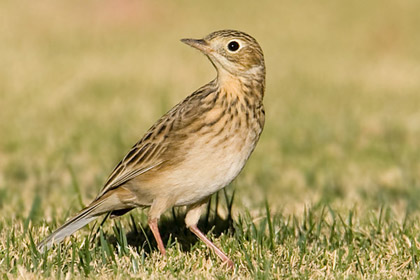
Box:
169;131;259;206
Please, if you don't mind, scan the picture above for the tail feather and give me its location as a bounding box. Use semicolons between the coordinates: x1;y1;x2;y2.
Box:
37;200;104;251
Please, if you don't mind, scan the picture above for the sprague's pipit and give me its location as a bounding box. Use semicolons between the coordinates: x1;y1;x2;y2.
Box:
38;29;266;268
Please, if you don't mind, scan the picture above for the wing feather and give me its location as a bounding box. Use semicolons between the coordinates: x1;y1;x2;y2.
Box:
95;79;218;200
95;137;167;199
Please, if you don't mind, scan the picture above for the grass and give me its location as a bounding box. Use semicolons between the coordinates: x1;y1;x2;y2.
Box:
2;0;420;278
4;198;420;278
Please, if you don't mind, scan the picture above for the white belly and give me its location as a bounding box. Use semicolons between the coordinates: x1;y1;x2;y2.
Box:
168;129;259;206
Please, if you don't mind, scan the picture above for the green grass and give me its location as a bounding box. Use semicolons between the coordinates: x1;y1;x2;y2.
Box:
2;0;420;278
4;198;420;278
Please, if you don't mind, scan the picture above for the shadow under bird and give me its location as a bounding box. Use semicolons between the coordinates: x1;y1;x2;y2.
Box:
38;29;266;268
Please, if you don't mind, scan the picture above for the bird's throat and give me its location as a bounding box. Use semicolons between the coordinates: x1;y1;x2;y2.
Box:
217;70;265;101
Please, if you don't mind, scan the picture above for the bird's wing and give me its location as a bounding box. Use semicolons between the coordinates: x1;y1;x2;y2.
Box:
95;117;172;199
95;81;218;200
95;144;166;199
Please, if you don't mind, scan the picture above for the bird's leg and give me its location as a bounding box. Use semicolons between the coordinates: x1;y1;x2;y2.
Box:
185;199;234;268
148;218;166;255
189;224;234;268
148;197;173;256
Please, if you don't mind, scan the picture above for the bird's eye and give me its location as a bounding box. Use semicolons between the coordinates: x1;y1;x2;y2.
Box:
227;41;240;52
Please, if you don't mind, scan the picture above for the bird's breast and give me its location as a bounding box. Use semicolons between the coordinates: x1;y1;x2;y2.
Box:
170;103;264;206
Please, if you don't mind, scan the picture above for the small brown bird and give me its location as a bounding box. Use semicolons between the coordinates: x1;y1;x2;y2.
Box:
38;29;265;268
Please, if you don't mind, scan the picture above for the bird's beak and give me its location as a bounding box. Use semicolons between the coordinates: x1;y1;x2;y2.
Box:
180;38;213;54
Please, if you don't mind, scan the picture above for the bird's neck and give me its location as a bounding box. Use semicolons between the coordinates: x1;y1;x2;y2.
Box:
216;66;265;101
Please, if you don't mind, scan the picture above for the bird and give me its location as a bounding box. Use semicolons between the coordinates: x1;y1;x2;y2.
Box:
37;29;266;268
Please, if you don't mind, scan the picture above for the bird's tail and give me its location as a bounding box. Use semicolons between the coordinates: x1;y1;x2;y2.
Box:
37;191;121;251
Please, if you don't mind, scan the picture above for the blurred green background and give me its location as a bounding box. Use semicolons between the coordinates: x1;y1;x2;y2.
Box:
1;0;420;239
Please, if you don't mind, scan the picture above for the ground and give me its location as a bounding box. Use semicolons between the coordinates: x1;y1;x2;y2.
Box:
1;0;420;279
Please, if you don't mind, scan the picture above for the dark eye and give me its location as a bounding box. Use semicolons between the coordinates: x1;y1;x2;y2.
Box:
227;41;240;52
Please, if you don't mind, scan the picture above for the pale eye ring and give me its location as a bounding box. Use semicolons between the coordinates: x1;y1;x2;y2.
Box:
227;40;240;52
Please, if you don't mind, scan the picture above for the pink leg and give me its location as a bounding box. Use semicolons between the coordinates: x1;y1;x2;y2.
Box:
189;224;234;268
148;219;166;255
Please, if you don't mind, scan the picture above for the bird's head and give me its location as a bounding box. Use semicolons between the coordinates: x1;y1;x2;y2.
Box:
181;30;265;78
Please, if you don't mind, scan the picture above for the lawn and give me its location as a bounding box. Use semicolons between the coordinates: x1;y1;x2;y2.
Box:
1;0;420;278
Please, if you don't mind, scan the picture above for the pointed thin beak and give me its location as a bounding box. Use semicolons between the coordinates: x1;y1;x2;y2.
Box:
180;38;213;54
